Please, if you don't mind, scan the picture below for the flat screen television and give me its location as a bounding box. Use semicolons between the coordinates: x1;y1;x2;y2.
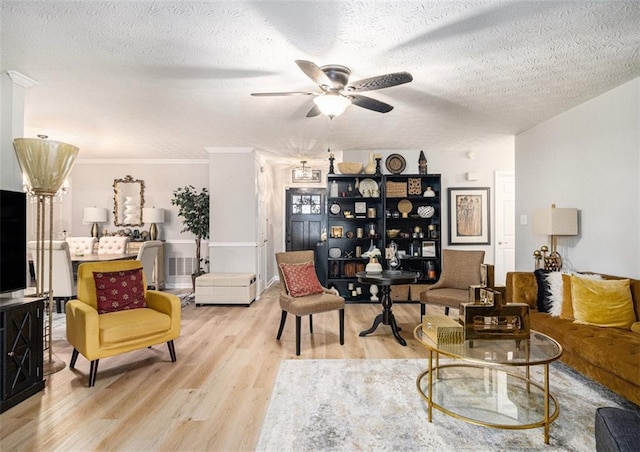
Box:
0;189;27;294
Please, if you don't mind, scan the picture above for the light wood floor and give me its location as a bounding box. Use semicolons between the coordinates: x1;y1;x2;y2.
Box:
1;284;441;451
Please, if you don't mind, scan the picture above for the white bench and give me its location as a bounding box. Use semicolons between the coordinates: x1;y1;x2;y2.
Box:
195;272;256;306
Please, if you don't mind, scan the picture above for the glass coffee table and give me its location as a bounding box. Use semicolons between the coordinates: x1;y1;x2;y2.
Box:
413;325;563;444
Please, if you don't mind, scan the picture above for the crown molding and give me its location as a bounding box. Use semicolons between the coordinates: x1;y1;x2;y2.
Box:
74;159;209;165
6;70;38;88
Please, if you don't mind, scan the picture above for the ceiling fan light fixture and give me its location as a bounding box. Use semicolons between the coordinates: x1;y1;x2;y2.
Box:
313;94;351;118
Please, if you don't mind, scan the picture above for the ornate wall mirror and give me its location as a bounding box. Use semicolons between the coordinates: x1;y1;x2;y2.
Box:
113;175;145;227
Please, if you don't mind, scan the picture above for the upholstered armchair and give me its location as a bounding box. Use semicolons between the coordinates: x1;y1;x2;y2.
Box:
420;249;486;318
275;251;345;355
66;260;180;387
97;236;130;254
27;240;75;313
135;240;162;289
65;236;97;256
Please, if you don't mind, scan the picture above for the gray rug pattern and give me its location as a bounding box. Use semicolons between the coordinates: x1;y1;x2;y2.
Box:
256;359;639;452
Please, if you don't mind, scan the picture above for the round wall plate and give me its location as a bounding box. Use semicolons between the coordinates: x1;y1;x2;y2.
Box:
330;202;341;215
385;153;406;174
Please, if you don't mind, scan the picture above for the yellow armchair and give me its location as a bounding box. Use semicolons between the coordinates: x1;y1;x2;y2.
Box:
66;260;180;387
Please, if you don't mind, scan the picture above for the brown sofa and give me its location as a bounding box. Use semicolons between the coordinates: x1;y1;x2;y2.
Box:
506;271;640;406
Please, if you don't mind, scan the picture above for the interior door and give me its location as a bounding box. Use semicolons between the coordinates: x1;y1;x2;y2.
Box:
285;187;325;251
494;171;515;285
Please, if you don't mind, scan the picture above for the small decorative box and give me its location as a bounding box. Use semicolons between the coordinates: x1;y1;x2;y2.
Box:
422;315;464;344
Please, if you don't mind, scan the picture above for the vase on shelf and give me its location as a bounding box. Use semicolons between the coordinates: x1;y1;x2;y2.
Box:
364;152;376;175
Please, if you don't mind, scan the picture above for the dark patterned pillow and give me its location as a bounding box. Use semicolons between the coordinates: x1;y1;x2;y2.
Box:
94;268;147;314
534;268;553;312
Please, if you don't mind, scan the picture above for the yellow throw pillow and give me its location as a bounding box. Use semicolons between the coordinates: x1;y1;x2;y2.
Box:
631;322;640;335
570;276;636;329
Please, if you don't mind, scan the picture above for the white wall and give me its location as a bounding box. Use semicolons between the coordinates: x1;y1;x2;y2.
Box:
0;72;25;191
515;78;640;277
69;159;210;287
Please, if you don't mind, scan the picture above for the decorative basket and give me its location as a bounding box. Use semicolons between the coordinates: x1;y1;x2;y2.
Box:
417;205;435;218
386;181;407;198
337;162;363;174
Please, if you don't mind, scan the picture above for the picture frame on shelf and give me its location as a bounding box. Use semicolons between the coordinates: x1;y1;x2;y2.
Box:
354;201;367;214
422;240;436;257
448;187;491;245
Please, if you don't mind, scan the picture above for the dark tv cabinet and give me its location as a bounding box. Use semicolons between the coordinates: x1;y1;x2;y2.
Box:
1;297;45;413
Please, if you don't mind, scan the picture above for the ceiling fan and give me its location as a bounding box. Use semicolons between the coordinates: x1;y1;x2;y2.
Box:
251;60;413;118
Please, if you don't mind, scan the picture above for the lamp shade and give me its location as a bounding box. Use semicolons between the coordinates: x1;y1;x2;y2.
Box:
313;94;351;117
13;138;79;195
532;207;578;235
83;207;107;223
143;207;165;224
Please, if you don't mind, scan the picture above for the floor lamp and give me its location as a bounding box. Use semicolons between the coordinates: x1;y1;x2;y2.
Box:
13;137;79;375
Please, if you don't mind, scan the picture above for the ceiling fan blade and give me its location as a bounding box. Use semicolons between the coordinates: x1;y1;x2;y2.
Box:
306;105;322;117
349;95;394;113
345;72;413;93
251;91;316;96
295;60;333;88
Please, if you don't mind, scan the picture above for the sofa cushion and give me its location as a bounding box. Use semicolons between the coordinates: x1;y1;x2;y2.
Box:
531;312;640;388
99;308;171;345
560;273;602;320
94;268;147;314
534;269;553;312
571;276;636;329
279;261;324;297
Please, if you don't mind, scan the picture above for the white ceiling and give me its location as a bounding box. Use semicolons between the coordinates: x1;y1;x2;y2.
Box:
2;1;639;163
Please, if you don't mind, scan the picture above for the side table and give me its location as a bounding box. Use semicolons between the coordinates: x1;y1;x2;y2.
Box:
356;270;418;346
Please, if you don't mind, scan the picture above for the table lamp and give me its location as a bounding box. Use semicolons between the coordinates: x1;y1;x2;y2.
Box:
143;207;164;240
83;207;108;238
532;204;578;271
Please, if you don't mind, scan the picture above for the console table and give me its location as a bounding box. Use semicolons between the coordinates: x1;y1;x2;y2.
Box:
1;297;45;413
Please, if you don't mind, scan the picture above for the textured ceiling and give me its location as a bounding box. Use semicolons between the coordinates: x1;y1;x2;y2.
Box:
1;1;639;162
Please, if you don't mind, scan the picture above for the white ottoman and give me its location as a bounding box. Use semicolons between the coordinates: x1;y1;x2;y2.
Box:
195;272;257;306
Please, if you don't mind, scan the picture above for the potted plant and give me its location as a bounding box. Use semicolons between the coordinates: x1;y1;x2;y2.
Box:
171;185;210;291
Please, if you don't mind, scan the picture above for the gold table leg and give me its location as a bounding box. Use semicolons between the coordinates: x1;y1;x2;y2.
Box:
428;349;433;422
544;363;550;444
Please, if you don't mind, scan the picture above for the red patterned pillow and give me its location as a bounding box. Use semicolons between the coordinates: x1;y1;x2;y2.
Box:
279;261;324;297
94;268;147;314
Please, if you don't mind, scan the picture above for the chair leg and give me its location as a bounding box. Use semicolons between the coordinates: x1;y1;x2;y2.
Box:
56;298;62;314
276;310;287;340
444;306;450;316
420;303;426;323
70;348;79;368
339;308;345;345
296;315;301;356
88;359;100;387
309;314;313;334
167;340;177;362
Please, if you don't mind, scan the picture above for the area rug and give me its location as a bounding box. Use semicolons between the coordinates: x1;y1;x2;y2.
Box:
256;359;639;452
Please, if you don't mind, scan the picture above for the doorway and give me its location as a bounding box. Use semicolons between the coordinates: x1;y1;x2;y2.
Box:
494;171;515;285
285;187;325;251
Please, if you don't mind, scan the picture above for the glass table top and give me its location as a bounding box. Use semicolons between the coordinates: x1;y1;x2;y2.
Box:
414;326;562;366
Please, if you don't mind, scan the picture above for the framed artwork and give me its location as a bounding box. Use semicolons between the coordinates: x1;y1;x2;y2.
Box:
331;226;343;238
448;187;490;245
